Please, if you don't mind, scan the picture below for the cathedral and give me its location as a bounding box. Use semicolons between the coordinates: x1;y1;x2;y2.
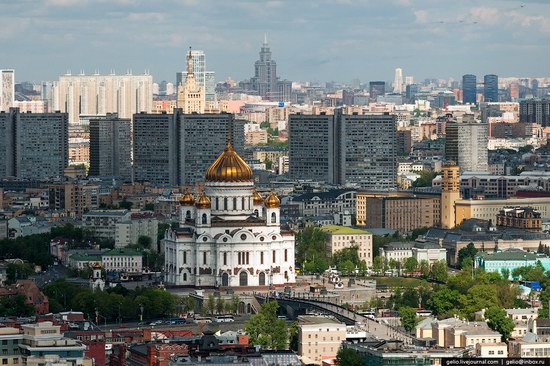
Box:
163;141;296;288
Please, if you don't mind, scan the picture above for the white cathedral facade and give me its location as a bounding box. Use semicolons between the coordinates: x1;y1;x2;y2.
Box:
163;142;296;288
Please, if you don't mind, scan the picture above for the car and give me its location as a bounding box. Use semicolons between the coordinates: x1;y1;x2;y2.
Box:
149;320;162;326
215;315;235;323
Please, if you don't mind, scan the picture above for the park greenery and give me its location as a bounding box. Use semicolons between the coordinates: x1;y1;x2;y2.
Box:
244;301;288;350
335;348;362;366
0;295;35;317
399;306;419;332
43;279;178;322
412;170;438;188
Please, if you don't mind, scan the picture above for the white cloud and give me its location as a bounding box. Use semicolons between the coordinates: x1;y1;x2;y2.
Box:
414;9;428;23
45;0;87;6
509;11;550;33
469;7;500;25
127;12;165;22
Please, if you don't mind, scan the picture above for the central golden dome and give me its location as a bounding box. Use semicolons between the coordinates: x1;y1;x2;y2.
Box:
205;143;253;182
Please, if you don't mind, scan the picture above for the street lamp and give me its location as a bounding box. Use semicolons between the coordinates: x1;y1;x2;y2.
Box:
139;304;144;322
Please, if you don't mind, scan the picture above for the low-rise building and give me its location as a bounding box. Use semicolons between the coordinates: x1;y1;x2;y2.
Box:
8;216;51;238
379;241;446;265
0;280;49;314
496;206;542;231
290;189;356;218
357;192;440;234
431;318;501;349
320;225;372;267
455;197;550;226
509;333;550;358
0;327;23;366
475;343;508;358
114;213;158;250
102;248;143;273
81;210;130;240
475;249;550;279
297;316;347;364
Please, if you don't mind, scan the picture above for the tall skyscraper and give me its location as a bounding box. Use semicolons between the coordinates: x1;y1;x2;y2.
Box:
369;81;385;101
177;47;205;114
483;74;498;102
445;122;488;172
520;98;550;126
288;111;397;189
133;110;245;186
176;49;216;104
53;73;153;123
405;76;414;86
462;74;477;104
89;114;132;181
0;70;15;112
241;36;292;101
0;108;68;179
393;68;403;94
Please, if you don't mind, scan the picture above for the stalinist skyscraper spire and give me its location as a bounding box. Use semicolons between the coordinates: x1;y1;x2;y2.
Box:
177;47;205;113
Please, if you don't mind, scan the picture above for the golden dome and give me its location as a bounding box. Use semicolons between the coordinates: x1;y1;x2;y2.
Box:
195;192;211;209
180;190;195;206
264;191;280;208
205;143;253;182
253;190;264;205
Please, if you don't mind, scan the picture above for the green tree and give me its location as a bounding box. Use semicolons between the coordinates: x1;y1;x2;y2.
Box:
372;256;384;274
6;262;34;284
419;260;430;278
244;301;287;350
118;199;133;210
216;296;225;315
485;306;515;340
265;159;273;170
403;257;418;273
459;284;499;320
144;203;155;211
336;348;362;366
538;242;544;254
429;260;448;283
427;288;460;317
412;170;438;188
400;306;419;332
0;295;35;317
500;268;510;280
457;243;478;269
206;294;216;316
288;321;299;351
137;236;152;249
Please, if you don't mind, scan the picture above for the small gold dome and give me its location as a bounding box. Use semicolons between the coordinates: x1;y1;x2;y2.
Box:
180;190;195;206
205;143;253;182
253;190;264;205
92;262;102;270
264;191;280;208
195;192;211;209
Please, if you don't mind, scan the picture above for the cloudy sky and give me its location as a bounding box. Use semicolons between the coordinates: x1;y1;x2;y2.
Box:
2;0;549;84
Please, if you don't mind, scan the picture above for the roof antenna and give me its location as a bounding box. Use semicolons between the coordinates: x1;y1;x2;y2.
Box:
227;121;232;147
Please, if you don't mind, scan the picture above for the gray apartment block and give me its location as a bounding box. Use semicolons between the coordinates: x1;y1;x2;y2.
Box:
445;122;488;172
337;112;397;189
288;111;397;189
133;111;178;186
178;113;244;186
132;111;245;186
288;113;335;183
0;108;68;180
89;114;132;181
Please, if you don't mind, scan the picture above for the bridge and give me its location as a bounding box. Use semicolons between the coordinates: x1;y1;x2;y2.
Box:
256;294;413;345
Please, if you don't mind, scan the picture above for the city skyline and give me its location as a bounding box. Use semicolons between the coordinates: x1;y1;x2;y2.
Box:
2;0;550;83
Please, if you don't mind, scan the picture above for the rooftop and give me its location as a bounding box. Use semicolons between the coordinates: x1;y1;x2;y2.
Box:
298;315;344;326
102;248;142;257
321;225;370;235
292;189;355;202
477;250;540;261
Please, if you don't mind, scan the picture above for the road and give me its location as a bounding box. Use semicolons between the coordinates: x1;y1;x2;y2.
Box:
31;264;70;287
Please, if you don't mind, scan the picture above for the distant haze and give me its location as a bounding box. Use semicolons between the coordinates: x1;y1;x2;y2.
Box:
2;0;549;83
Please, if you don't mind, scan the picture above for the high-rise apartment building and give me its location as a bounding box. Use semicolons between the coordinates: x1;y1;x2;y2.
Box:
53;73;153;123
241;36;292;101
462;74;477;104
445;122;488;172
288;113;335;183
520;98;550;127
337;112;397;189
89;114;132;181
133;112;178;186
177;48;205;114
133;111;245;186
176;49;216;103
484;74;498;102
178;113;244;186
0;108;68;179
288;111;397;189
0;69;15;112
369;81;385;101
393;68;403;94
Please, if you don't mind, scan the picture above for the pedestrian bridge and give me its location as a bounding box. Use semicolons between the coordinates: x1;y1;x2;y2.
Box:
255;294;413;344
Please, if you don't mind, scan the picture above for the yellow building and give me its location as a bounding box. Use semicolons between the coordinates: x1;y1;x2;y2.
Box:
455;197;550;225
298;316;347;364
177;47;205;113
320;225;372;267
440;165;460;229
